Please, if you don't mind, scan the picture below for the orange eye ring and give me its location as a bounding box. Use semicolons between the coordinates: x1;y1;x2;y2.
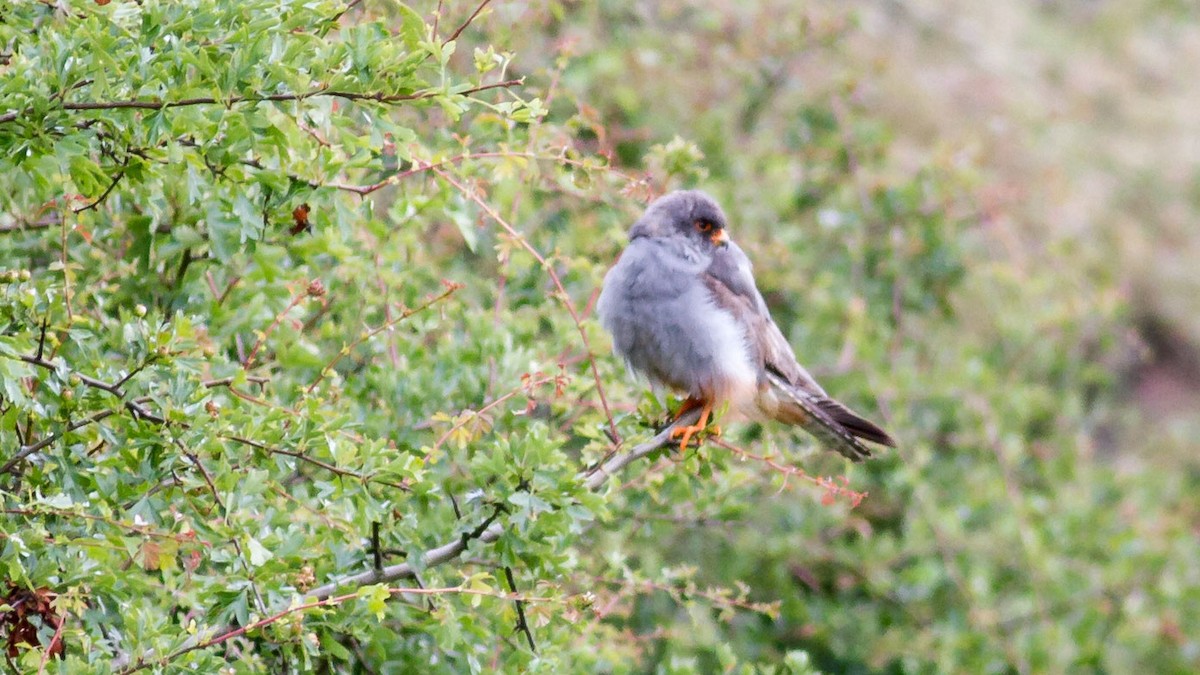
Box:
694;220;713;233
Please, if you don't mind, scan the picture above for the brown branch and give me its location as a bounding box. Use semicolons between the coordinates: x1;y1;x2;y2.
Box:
589;574;781;620
73;159;128;213
429;372;558;454
0;80;522;125
504;566;536;652
432;0;445;36
327;150;634;197
2;408;118;475
712;438;868;507
2;506;198;543
221;434;410;492
36;608;66;674
242;284;311;368
444;0;494;45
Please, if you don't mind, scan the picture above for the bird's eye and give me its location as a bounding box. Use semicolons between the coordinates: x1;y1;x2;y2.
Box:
694;220;713;233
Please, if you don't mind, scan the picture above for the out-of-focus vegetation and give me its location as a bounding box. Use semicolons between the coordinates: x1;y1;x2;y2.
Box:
0;0;1196;673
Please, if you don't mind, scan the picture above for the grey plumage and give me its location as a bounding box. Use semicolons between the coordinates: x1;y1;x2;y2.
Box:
597;189;895;461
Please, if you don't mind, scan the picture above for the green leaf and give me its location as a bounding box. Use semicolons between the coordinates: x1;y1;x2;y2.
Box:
68;155;109;198
245;537;273;567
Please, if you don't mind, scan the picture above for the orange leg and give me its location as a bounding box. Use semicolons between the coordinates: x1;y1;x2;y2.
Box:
669;398;718;451
671;396;703;420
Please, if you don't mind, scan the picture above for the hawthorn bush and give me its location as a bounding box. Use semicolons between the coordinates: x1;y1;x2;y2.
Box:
2;1;1198;674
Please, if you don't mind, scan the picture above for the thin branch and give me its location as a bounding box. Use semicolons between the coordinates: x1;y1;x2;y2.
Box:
219;434;410;492
371;522;383;572
327;150;634;197
3;506;197;543
18;354;121;394
504;566;536;652
73;158;128;213
432;0;445;37
429;372;559;454
712;438;868;507
112;360;153;392
0;217;59;234
176;437;267;615
1;408;118;475
0;80;522;125
242;285;310;368
36;608;66;674
444;0;493;45
35;316;49;360
201;375;271;388
328;0;364;24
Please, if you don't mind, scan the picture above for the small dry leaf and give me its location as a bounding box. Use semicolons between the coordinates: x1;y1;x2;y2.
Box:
289;203;311;235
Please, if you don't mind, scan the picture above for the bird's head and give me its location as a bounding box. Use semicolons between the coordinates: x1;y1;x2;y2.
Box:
630;190;730;254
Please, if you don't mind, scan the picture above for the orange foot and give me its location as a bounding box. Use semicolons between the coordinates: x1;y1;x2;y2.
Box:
669;399;717;451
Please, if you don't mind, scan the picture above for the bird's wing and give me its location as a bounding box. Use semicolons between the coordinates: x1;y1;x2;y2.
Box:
703;242;895;459
702;242;827;396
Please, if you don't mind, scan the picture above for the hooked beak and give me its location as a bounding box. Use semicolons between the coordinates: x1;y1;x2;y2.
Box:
711;228;729;247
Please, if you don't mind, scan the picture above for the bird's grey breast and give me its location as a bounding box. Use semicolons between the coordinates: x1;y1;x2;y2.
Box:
598;238;757;399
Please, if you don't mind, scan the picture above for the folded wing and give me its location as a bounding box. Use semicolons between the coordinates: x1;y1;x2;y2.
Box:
703;243;896;461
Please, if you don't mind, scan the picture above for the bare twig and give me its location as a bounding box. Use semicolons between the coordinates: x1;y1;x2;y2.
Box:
429;372;559;454
713;438;868;507
242;284;311;368
432;0;445;36
443;0;493;45
73;157;129;213
504;566;536;652
36;608;66;674
328;0;364;24
328;150;633;197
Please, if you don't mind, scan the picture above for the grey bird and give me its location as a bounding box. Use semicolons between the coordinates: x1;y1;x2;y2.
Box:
596;190;896;460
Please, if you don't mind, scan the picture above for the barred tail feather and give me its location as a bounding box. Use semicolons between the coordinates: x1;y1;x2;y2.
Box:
765;373;894;462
